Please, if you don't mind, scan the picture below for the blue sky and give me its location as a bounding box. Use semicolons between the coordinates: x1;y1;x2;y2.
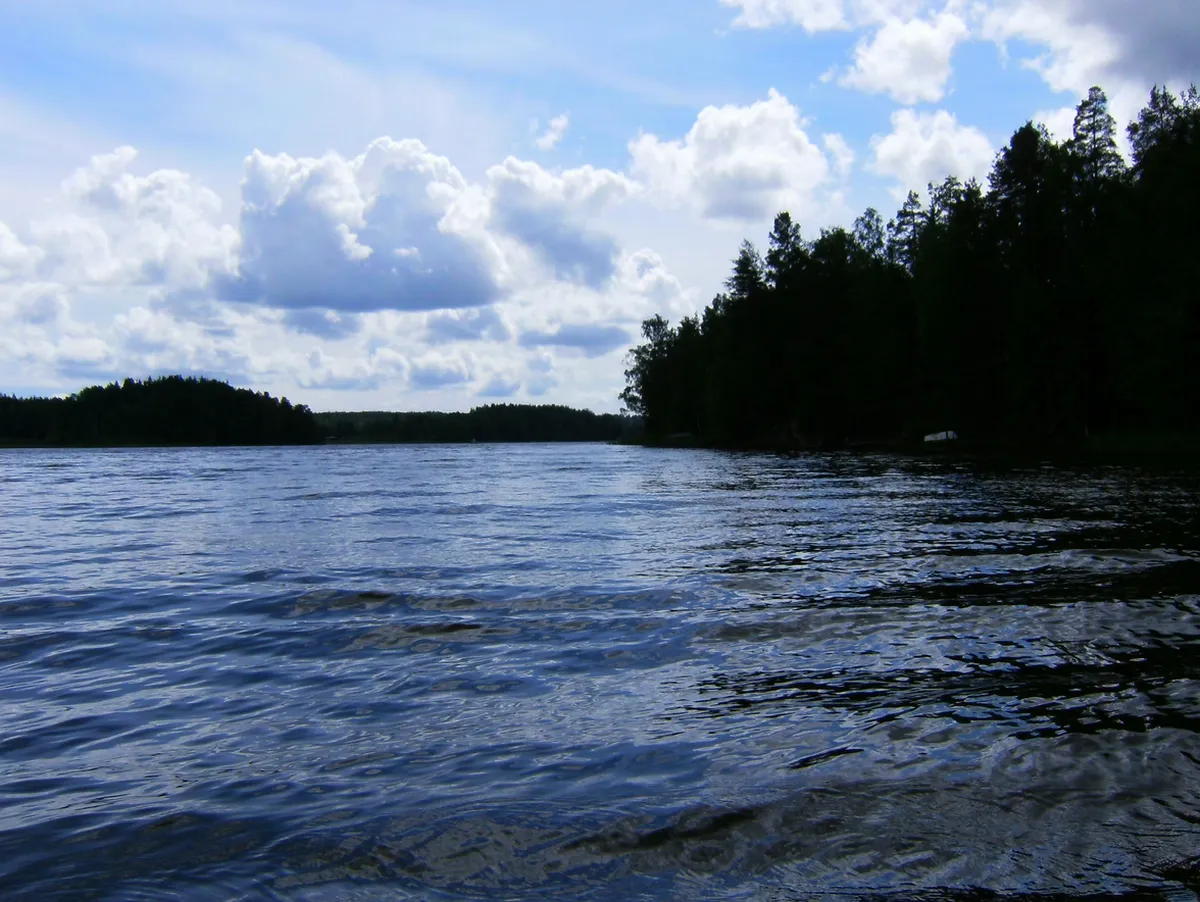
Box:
1;0;1197;411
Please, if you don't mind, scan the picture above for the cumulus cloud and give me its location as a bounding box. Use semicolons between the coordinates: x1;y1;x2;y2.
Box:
1034;105;1079;143
55;335;117;380
0;130;686;407
723;1;970;109
979;1;1194;95
0;223;44;281
425;306;511;344
0;282;69;327
218;138;504;314
477;374;521;398
535;114;570;150
822;133;855;180
0;80;856;408
980;2;1121;97
301;345;407;392
727;0;1200;124
519;323;632;358
1085;0;1200;85
725;0;1200;109
840;10;968;103
282;308;361;339
31;147;237;290
527;351;555;374
621;249;687;308
409;353;474;390
629;89;831;221
526;367;558;397
111;305;259;380
871;109;994;194
486;158;635;288
977;0;1200;134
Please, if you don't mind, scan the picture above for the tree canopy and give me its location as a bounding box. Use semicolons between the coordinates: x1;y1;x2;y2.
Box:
317;404;636;444
0;376;322;446
0;378;636;447
621;86;1200;451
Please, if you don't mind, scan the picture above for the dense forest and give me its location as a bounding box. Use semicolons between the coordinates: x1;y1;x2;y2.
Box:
0;377;635;446
0;376;324;446
317;405;636;443
621;85;1200;452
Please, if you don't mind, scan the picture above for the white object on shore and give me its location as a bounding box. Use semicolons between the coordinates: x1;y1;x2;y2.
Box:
924;430;959;443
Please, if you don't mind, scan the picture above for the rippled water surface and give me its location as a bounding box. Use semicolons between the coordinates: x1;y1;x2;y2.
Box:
4;445;1200;901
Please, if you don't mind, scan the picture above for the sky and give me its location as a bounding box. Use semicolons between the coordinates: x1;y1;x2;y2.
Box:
1;0;1198;412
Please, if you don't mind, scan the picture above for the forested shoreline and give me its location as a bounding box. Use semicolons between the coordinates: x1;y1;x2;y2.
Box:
0;376;635;447
0;377;324;446
317;406;635;444
620;86;1200;453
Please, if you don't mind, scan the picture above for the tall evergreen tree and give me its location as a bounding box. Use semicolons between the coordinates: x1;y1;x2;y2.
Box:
620;85;1200;452
1070;86;1125;187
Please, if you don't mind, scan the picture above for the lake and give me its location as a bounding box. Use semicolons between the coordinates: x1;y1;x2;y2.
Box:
3;444;1200;900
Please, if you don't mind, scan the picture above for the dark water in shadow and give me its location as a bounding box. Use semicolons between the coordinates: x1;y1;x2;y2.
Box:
3;445;1200;900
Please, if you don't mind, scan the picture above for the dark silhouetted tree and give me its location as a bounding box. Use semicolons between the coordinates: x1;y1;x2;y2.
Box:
619;84;1200;451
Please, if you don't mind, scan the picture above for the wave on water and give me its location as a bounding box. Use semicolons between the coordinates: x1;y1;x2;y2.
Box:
2;445;1200;900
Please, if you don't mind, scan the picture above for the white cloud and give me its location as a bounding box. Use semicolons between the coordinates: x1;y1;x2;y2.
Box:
840;10;968;103
822;133;856;180
727;0;1200;124
0;223;43;281
722;0;929;31
300;344;408;392
980;2;1120;96
29;147;237;290
722;0;850;31
977;0;1200;95
870;109;994;193
425;306;511;344
55;334;116;379
978;0;1200;133
220;138;506;315
110;304;262;379
1034;105;1079;143
0;81;862;410
0;134;695;411
409;350;475;390
629;89;832;221
518;323;632;358
0;282;69;328
485;157;636;288
535;114;570;150
478;374;521;398
620;249;690;314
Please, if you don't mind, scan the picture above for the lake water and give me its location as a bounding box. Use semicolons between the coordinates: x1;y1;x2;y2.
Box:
3;444;1200;901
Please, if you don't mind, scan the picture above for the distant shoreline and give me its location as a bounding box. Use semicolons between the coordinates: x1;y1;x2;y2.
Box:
0;439;627;449
6;435;1199;462
0;376;639;448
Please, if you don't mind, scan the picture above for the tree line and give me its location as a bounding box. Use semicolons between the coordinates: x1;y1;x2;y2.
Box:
317;404;636;443
0;376;324;446
620;85;1200;451
0;376;636;446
